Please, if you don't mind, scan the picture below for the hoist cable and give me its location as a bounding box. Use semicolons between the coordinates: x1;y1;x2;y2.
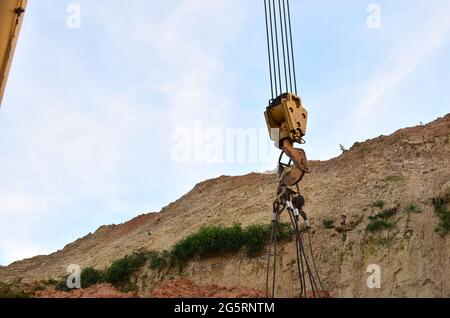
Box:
291;212;309;297
286;0;298;95
267;0;278;97
266;200;282;298
308;231;325;292
264;0;298;98
272;221;278;296
277;0;288;93
299;232;318;297
263;0;274;99
271;0;283;95
288;207;305;297
266;187;326;298
282;0;293;93
265;221;275;297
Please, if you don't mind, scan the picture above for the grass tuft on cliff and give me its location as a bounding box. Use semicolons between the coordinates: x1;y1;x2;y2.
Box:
432;191;450;236
367;207;398;232
148;251;169;270
0;282;31;298
322;219;335;229
81;267;105;288
171;223;293;263
105;252;148;286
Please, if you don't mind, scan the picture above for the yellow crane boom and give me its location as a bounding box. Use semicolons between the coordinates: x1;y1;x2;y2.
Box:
0;0;27;108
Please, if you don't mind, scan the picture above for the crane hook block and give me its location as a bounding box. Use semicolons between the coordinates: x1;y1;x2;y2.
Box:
264;93;308;146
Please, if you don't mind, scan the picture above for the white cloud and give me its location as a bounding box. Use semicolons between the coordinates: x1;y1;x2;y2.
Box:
0;193;50;264
2;88;134;200
0;0;246;265
0;239;45;266
355;3;450;118
86;0;249;193
0;72;140;260
94;0;244;129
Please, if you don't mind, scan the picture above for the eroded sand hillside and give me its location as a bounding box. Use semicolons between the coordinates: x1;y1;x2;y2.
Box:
1;114;449;297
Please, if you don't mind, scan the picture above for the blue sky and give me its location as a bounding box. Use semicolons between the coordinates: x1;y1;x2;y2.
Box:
0;0;449;266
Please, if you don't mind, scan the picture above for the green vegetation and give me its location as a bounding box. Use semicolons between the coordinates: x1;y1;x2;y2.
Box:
367;207;397;233
432;191;450;237
0;282;31;298
148;251;169;270
55;275;71;292
322;219;335;229
272;222;294;241
371;200;385;209
105;252;148;286
368;207;398;221
171;223;292;263
52;267;105;291
80;267;105;288
172;224;243;262
44;222;294;293
366;220;395;232
44;278;58;285
404;203;422;214
383;175;405;183
243;224;268;257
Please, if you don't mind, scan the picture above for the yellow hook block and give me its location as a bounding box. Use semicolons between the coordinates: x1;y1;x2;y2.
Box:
264;93;308;146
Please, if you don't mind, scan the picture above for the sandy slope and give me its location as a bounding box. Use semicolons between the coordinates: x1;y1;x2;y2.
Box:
1;114;449;297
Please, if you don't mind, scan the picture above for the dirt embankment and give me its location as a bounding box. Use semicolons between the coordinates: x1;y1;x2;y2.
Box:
1;114;450;298
34;284;137;298
33;279;264;299
149;278;264;298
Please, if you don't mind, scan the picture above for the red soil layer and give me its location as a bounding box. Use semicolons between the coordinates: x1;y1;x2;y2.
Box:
34;283;137;298
150;278;265;298
33;279;265;298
